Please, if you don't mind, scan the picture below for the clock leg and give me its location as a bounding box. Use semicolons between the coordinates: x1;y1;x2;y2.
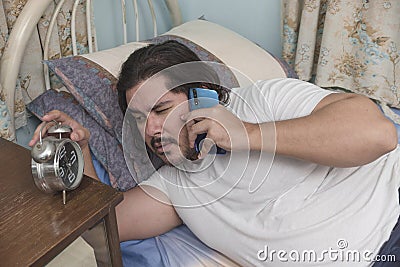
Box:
63;190;67;205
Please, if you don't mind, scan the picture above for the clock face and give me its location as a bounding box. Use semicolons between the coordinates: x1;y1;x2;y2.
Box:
56;141;83;189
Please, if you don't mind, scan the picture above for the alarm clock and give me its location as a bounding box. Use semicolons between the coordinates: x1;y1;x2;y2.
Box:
31;121;84;203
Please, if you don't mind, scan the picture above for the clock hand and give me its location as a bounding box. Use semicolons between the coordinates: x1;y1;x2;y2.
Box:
66;161;73;174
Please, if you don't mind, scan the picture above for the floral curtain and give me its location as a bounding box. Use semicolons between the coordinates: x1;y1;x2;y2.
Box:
282;0;400;115
0;0;96;141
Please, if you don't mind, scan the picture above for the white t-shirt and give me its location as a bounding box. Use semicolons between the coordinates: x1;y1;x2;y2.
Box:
140;78;400;266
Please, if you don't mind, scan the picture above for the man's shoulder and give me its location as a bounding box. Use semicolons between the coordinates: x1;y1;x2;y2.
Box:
230;78;322;96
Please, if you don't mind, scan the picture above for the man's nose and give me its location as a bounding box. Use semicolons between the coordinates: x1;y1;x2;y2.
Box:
145;113;163;136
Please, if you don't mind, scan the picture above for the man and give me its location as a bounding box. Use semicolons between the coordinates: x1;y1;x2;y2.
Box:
30;41;399;266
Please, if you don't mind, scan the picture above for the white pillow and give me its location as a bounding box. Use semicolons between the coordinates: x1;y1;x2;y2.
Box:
163;20;287;86
81;42;148;78
82;20;289;86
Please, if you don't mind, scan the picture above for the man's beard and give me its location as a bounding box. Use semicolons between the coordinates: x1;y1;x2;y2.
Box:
150;136;198;165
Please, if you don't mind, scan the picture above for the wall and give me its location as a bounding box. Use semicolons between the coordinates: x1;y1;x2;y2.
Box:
92;0;282;57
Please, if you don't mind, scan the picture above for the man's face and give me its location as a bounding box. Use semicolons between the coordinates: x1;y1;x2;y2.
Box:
126;79;197;165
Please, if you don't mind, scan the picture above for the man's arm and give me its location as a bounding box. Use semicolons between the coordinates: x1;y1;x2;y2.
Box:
186;93;397;167
81;146;100;180
247;93;398;167
117;185;182;241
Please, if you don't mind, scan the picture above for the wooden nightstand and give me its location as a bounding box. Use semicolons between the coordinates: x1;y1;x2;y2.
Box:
0;138;123;266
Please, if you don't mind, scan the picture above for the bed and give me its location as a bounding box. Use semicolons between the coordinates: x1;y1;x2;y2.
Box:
1;0;399;266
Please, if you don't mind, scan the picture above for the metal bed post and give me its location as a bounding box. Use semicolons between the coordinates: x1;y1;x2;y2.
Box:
121;0;128;44
147;0;157;37
86;0;94;53
0;0;54;141
47;0;96;89
71;0;96;55
43;0;67;90
132;0;139;42
71;0;81;56
165;0;182;27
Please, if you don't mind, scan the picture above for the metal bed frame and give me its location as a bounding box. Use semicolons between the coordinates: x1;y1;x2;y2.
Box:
0;0;182;140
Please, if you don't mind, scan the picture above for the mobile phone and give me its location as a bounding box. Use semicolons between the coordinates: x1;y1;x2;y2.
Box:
188;88;226;155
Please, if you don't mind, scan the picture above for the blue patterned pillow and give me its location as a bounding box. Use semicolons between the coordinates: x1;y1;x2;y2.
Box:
45;57;122;140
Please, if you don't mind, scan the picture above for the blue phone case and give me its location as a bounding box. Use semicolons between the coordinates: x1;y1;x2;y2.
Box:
188;88;226;155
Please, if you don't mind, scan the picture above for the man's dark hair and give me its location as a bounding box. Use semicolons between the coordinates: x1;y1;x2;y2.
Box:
117;40;230;113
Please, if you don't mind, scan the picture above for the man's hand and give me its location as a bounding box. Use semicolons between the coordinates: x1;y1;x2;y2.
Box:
182;105;260;158
29;110;90;150
29;110;98;179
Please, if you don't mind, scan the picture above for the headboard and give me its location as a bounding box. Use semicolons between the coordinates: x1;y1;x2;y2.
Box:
0;0;182;141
